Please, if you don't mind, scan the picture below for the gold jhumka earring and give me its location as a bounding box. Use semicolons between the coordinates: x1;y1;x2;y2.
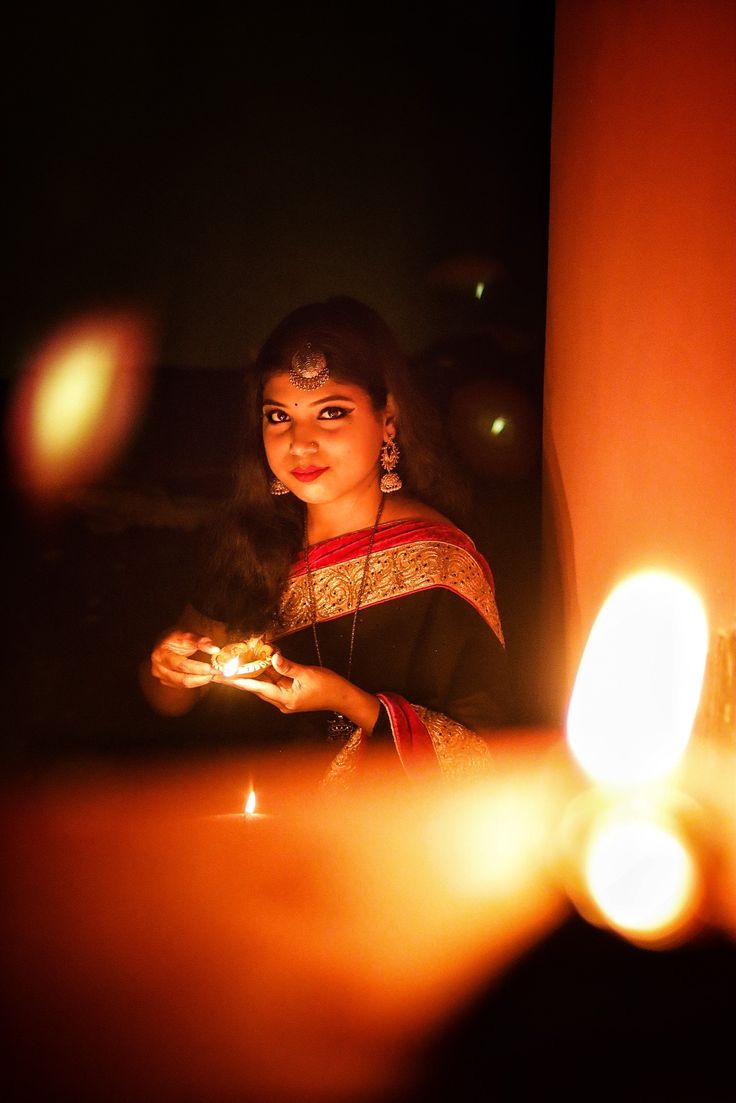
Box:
380;438;402;493
270;476;290;496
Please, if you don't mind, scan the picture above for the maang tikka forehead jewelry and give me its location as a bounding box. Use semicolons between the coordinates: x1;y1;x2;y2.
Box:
289;341;330;390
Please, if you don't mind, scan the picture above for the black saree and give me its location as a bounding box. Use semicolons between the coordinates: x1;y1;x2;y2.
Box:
195;518;508;784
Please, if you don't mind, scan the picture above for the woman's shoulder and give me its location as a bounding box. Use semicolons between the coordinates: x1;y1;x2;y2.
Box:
381;495;454;527
378;495;483;560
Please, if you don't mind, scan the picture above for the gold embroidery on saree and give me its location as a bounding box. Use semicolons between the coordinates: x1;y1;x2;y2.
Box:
412;705;493;779
320;728;363;790
319;705;492;789
277;540;504;644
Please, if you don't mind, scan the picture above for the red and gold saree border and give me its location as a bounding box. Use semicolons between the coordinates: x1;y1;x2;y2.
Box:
275;519;504;645
320;692;493;789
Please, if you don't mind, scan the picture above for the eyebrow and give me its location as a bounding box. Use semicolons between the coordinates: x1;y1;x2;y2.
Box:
262;393;357;407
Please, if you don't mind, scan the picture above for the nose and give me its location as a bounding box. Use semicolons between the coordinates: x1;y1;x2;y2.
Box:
289;431;319;457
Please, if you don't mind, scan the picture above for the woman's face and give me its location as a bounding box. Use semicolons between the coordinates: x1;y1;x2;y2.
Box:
262;372;392;508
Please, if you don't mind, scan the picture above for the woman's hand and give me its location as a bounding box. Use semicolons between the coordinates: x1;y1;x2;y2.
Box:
150;630;219;689
215;652;381;732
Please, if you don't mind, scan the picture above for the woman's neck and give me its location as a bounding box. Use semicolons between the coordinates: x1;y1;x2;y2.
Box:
306;489;385;545
304;490;425;544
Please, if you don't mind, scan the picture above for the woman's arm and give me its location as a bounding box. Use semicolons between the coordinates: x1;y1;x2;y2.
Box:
327;588;509;785
139;604;227;717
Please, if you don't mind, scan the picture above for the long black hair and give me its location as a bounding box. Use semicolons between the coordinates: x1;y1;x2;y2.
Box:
195;296;470;635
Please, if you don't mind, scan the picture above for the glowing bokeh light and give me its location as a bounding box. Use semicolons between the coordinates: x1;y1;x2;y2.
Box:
474;281;485;300
33;343;113;461
450;380;536;479
584;814;697;937
6;313;152;501
566;571;708;785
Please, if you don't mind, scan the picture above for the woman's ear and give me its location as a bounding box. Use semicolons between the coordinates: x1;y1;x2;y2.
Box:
383;393;399;434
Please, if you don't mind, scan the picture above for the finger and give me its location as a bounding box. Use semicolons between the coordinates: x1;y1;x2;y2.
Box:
256;667;281;686
153;654;214;677
156;671;213;689
163;633;219;656
271;652;303;678
223;676;286;704
161;634;204;655
176;657;216;676
219;665;281;687
181;673;215;688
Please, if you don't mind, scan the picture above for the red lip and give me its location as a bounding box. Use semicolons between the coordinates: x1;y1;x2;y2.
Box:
290;466;328;482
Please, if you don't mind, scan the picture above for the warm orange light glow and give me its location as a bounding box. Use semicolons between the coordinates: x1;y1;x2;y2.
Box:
583;811;698;942
427;779;560;898
566;571;708;785
222;656;241;679
1;736;570;1102
6;313;152;501
244;789;257;816
34;343;113;460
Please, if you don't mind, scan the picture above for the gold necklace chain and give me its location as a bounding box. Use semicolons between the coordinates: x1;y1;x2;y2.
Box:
303;494;386;740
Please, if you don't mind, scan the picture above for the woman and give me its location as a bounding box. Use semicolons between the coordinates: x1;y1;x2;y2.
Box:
142;296;508;785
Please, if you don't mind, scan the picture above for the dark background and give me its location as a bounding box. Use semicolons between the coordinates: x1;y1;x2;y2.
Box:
5;3;557;761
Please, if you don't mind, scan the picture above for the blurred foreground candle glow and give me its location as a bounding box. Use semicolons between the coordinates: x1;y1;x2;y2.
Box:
566;570;709;786
2;742;734;1103
583;811;699;942
560;569;713;947
1;734;572;1103
5;312;152;503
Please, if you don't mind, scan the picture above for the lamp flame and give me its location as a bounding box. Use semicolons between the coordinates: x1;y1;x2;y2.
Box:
244;789;257;816
222;656;240;679
566;571;708;785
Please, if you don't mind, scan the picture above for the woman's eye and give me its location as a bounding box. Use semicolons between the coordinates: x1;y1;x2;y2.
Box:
264;409;289;424
318;406;351;420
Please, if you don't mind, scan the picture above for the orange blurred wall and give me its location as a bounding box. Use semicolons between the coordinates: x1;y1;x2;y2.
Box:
542;0;736;711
